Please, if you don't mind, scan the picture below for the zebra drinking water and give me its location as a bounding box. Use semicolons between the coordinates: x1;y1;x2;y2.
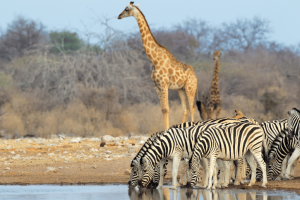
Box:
188;123;268;189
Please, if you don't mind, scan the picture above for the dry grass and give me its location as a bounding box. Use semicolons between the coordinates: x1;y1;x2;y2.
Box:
0;45;299;138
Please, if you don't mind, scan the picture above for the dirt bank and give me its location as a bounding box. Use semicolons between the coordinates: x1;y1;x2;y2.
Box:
0;137;300;193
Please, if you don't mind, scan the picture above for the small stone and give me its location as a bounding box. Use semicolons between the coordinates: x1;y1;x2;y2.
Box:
63;151;68;154
5;146;12;150
23;150;26;154
70;138;81;143
37;153;41;156
102;135;115;142
105;150;112;154
124;169;131;175
58;167;62;169
12;154;21;160
90;148;98;152
10;151;15;155
100;142;106;147
5;167;10;170
92;165;97;169
138;140;145;145
45;167;57;173
26;140;32;143
48;153;55;157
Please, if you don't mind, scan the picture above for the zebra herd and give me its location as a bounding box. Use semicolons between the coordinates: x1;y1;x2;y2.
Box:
127;108;300;190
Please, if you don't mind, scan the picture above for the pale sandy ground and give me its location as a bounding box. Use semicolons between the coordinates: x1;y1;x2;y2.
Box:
0;137;300;194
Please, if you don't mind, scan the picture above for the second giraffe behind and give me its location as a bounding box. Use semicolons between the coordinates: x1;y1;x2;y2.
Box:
197;50;222;120
118;2;198;130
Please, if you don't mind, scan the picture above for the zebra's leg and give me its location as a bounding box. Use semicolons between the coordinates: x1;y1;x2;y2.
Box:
223;161;231;187
251;150;267;188
276;155;289;180
244;151;257;187
241;157;247;184
200;158;209;188
285;146;300;179
181;160;189;186
170;156;181;190
207;155;217;190
158;159;167;189
212;162;218;190
234;157;243;185
290;156;300;177
229;161;236;182
216;159;224;188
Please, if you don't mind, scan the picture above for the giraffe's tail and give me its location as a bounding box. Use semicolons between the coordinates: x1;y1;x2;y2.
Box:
196;100;204;121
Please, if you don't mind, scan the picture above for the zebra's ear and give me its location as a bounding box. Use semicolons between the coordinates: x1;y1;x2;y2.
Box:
287;110;291;116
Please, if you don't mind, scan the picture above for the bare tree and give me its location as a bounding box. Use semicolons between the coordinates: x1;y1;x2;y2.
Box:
220;16;271;53
1;16;46;57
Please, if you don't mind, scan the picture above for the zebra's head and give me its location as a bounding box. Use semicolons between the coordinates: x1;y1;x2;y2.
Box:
128;159;140;188
138;157;155;188
267;159;280;181
287;108;300;138
187;157;201;187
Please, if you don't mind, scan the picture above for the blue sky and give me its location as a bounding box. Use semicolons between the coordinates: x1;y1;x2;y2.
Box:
1;0;299;46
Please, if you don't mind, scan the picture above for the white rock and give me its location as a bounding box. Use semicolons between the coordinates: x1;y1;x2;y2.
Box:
45;167;56;172
12;154;21;160
128;148;136;154
5;167;10;170
10;151;15;155
70;138;81;143
63;151;68;154
26;140;32;143
102;135;115;142
48;153;55;157
58;167;62;169
5;146;12;149
105;150;112;154
90;148;98;152
89;138;101;142
138;140;145;145
103;158;113;161
37;153;41;156
23;150;26;154
141;136;148;141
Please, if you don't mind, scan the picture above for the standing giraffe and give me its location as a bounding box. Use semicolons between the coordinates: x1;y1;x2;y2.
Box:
197;50;222;120
118;2;198;130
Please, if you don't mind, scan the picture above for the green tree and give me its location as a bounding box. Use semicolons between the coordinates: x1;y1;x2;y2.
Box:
49;31;82;54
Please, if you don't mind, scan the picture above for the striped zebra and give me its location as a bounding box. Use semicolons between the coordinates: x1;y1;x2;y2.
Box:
284;108;300;179
129;116;256;188
128;130;165;188
267;130;298;180
138;119;255;190
188;123;268;189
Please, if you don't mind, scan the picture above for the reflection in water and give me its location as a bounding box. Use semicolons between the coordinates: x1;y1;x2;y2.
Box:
128;187;299;200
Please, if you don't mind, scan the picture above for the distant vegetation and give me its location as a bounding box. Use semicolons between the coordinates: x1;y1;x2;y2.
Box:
0;15;299;138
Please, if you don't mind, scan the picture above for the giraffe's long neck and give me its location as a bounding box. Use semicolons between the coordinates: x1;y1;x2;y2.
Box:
133;8;161;60
210;60;220;95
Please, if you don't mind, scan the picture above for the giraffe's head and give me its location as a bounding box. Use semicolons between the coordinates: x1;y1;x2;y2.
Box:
213;50;221;62
118;2;139;19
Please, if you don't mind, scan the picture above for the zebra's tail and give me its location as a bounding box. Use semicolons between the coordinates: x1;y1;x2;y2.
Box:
262;139;268;162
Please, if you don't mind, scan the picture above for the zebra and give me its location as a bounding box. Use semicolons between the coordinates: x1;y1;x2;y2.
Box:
128;130;165;188
188;123;268;189
138;120;255;190
284;108;300;179
129;116;256;188
267;129;298;180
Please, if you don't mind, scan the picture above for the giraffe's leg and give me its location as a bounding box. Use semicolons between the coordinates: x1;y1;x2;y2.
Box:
178;89;189;123
207;106;214;120
155;85;169;130
201;103;207;120
184;80;196;122
215;105;222;119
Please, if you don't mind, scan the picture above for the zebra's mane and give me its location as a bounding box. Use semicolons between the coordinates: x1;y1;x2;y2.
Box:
292;108;300;117
268;129;289;161
130;130;165;167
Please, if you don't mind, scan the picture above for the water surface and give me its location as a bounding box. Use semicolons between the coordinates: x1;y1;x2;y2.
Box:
0;185;298;200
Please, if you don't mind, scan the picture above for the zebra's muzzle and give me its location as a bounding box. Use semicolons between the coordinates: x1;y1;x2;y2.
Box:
138;180;145;188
